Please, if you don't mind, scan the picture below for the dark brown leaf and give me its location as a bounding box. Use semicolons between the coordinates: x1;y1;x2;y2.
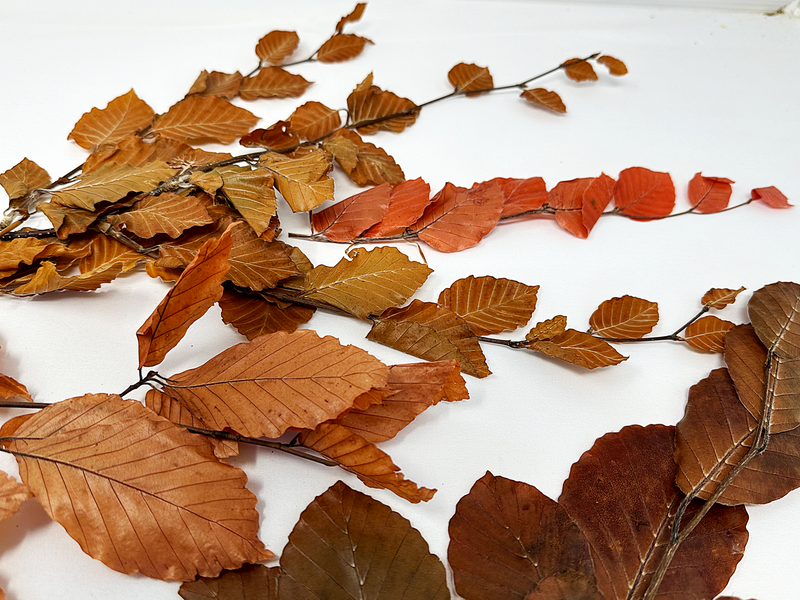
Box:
347;73;418;134
186;71;243;100
239;120;299;151
524;329;627;369
316;34;372;63
255;30;300;64
525;572;604;600
323;129;405;186
748;281;800;358
179;563;279;600
239;67;312;101
218;287;314;340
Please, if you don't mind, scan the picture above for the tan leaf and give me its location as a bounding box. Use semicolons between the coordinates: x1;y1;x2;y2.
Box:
347;73;418;134
255;30;299;64
316;34;372;63
362;178;432;238
218;287;314;340
2;393;271;580
703;286;746;309
448;63;493;95
78;234;142;274
81;135;214;175
163;329;389;438
0;157;51;201
597;55;628;76
137;223;235;368
302;246;432;320
51;162;177;211
0;470;32;522
288;101;342;140
0;237;69;277
520;88;566;113
526;315;568;342
438;275;539;336
68;89;155;151
312;183;391;241
238;67;311;101
38;203;99;238
188;171;223;195
298;424;436;502
186;70;243;99
239;120;299;151
0;373;33;402
259;148;334;212
748;281;800;358
216;166;277;236
323;129;405;186
524;329;627;369
368;300;490;378
12;261;124;296
683;315;735;353
152;96;259;144
563;58;598;82
336;3;367;32
588;295;659;339
107;192;213;239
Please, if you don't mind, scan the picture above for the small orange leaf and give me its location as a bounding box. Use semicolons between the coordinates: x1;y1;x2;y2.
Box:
597;55;628;76
751;186;791;208
312;183;391;241
362;178;432;238
316;34;372;63
549;178;592;238
78;234;142;274
520;88;566;113
614;166;676;218
688;173;734;213
238;67;312;100
255;30;299;65
239;120;299;150
288;101;342;140
0;372;32;402
68;89;155;151
12;261;124;296
347;73;418;134
563;58;598;82
152;95;259;144
526;315;568;341
448;63;493;95
0;158;51;201
107;192;213;239
336;3;367;33
492;176;548;218
703;287;745;309
186;70;243;100
589;295;659;339
684;316;735;353
524;329;627;369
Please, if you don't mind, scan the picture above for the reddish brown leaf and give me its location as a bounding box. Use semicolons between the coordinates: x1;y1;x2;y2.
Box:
449;471;594;600
546;174;615;238
239;120;299;150
524;329;626;369
688;172;734;213
614;167;676;218
526;315;568;342
749;281;800;358
255;30;299;65
107;192;213;239
520;88;566;113
68;89;155;151
37;203;98;238
152;96;259;144
597;55;628;76
12;260;124;296
316;34;372;63
0;157;51;201
218;287;314;340
323;128;405;186
563;59;598;82
560;424;749;600
580;173;615;234
751;185;791;208
448;63;493;95
336;3;367;33
347;73;418;134
589;295;659;339
525;572;604;600
0;470;32;522
186;70;243;100
362;177;431;238
179;563;279;600
313;183;391;241
288;101;342;140
81;136;219;175
683;315;735;352
703;286;746;309
492;177;548;218
238;67;312;101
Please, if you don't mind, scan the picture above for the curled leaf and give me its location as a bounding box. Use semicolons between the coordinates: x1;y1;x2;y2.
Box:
0;372;32;402
520;88;566;114
336;3;367;33
260;148;334;212
0;157;51;201
448;63;493;95
751;186;791;208
324;128;405;186
12;261;124;296
316;33;373;63
0;470;32;522
683;315;735;353
589;295;659;339
688;172;734;213
186;71;243;100
526;315;568;342
239;120;299;151
216;166;277;237
597;55;628;76
347;73;418;134
255;30;299;65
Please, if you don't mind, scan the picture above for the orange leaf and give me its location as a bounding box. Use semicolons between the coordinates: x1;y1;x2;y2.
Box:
597;55;628;76
684;315;735;353
12;260;124;296
218;287;314;340
313;183;391;241
613;166;676;218
288;101;342;140
152;95;259;144
68;89;155;151
751;185;791;208
81;136;226;175
0;157;51;201
581;173;615;234
703;286;745;309
38;203;100;238
316;34;372;63
0;470;32;522
448;63;493;95
0;237;68;277
549;177;592;238
238;67;312;100
347;73;418;134
259;148;334;212
216;166;277;236
362;177;431;238
563;58;598;82
411;180;504;252
255;30;299;64
520;88;567;113
524;329;627;369
239;120;299;150
0;373;32;402
186;70;243;100
107;192;213;239
526;315;568;341
589;295;659;339
78;234;141;274
688;172;734;213
336;3;367;33
490;176;548;218
323;129;404;186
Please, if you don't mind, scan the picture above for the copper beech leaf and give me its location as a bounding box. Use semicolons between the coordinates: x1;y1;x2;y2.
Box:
448;472;595;600
78;234;143;274
362;178;432;238
216;166;277;236
347;73;418;134
260;148;334;212
526;572;604;600
0;393;272;580
186;70;243;100
748;281;800;359
152;95;259;144
179;563;278;600
68;89;155;151
588;295;659;339
219;287;314;340
614;166;676;218
11;260;124;296
751;186;791;208
563;59;598;82
0;157;51;201
336;3;367;33
302;246;432;320
560;424;749;600
490;177;548;218
524;329;626;369
0;237;69;277
82;135;228;175
548;174;615;238
520;88;566;114
703;286;745;309
683;315;734;353
323;129;405;186
688;173;734;213
239;120;299;150
107;192;213;239
288;101;342;140
163;329;389;438
526;315;568;341
448;63;493;95
0;372;32;402
239;67;312;101
597;55;628;75
312;183;391;241
438;275;539;336
255;30;299;65
0;470;32;522
137;222;235;369
316;34;373;63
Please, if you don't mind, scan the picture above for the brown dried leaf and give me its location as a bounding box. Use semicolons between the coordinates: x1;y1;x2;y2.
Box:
259;148;334;212
316;34;372;63
520;88;567;113
347;73;418;134
368;300;490;378
302;246;432;320
81;136;220;175
704;286;746;309
438;275;539;336
216;166;277;236
255;30;299;64
288;101;342;140
12;260;124;296
0;373;32;402
751;186;791;208
239;120;299;151
597;55;628;76
362;177;432;238
614;167;676;218
526;315;568;342
448;63;493;95
0;158;51;201
449;471;594;600
68;89;155;150
218;287;314;340
163;329;389;438
107;192;213;239
179;563;279;600
336;3;367;33
189;171;223;195
0;237;68;277
683;315;735;353
239;67;312;101
38;203;99;238
563;59;598;82
2;393;271;580
312;183;391;241
186;71;243;100
152;96;259;144
589;295;659;339
560;424;749;600
323;129;405;186
525;572;604;600
0;470;32;522
78;234;142;274
524;329;627;369
748;281;800;358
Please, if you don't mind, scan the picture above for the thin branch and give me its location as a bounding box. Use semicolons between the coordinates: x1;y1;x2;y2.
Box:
0;401;50;410
590;306;709;344
119;370;162;397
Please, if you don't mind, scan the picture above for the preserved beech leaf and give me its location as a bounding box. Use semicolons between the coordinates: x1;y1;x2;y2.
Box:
316;33;373;63
239;120;299;150
298;424;436;502
411;180;505;252
336;3;367;33
163;329;389;438
152;95;259;144
216;166;277;236
186;70;243;100
526;315;568;341
751;186;791;208
288;101;341;140
449;471;594;600
189;171;223;195
563;59;598;82
0;237;69;277
614;167;676;218
1;393;271;580
597;55;628;76
688;173;734;213
81;135;217;175
0;372;32;401
560;424;749;600
448;63;493;95
0;157;51;201
302;246;432;319
179;563;279;600
51;162;177;211
525;572;604;600
748;281;800;358
77;236;138;274
219;287;314;340
347;73;418;134
368;300;490;378
520;88;566;113
68;89;155;151
0;470;32;522
12;260;124;296
323;129;405;186
38;203;98;238
260;148;334;212
362;177;432;238
524;329;627;369
683;315;734;353
107;192;213;239
137;223;235;369
239;67;312;101
255;30;299;65
548;174;614;238
313;183;391;241
703;286;745;309
492;177;548;218
438;275;539;336
589;295;659;339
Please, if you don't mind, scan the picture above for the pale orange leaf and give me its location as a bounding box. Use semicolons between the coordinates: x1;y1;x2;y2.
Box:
216;166;277;236
362;177;431;238
589;295;659;339
448;63;493;95
323;129;405;186
288;101;342;140
0;158;51;201
186;70;243;100
526;315;568;341
520;88;566;113
347;73;418;134
259;148;334;212
524;329;627;369
107;192;213;239
239;67;312;101
316;34;372;63
152;96;259;144
684;315;735;353
312;183;391;241
68;89;155;150
563;59;598;82
0;470;32;522
12;261;124;296
218;287;314;340
255;30;299;64
703;287;746;309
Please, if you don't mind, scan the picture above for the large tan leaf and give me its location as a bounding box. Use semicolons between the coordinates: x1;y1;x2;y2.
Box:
288;101;341;140
137;223;234;368
239;67;312;101
683;315;735;352
0;157;51;201
107;192;213;239
323;129;405;186
362;178;432;238
438;275;539;336
68;89;154;150
449;471;594;600
316;34;372;63
218;287;314;340
0;470;32;522
298;424;436;502
749;281;800;359
347;73;418;134
702;286;745;309
255;30;299;64
260;149;334;212
588;295;659;339
216;166;277;236
560;424;749;600
163;329;389;438
186;71;243;100
12;261;124;296
523;329;627;369
312;184;391;242
448;63;493;95
1;393;271;580
152;96;259;144
78;234;143;274
368;300;490;378
302;246;432;320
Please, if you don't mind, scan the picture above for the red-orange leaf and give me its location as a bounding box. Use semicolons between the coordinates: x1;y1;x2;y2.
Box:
238;67;312;101
68;89;155;151
362;178;431;238
492;177;548;218
152;96;259;144
751;185;791;208
589;295;659;339
597;55;628;76
703;286;745;309
448;63;493;95
288;101;341;140
347;73;418;134
520;88;566;113
0;373;32;402
684;315;735;352
239;120;299;150
563;59;598;82
614;166;676;218
548;175;614;238
313;183;391;241
688;172;734;213
255;30;299;65
316;34;372;63
336;3;367;33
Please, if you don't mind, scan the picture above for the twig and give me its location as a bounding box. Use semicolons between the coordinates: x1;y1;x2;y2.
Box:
589;306;709;343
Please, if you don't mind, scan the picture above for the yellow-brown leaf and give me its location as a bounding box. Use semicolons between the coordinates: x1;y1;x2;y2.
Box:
216;166;277;236
288;101;341;140
0;158;51;201
238;67;312;101
38;203;99;238
186;70;243;100
448;63;493;95
152;96;259;144
81;136;207;175
107;192;213;239
78;234;142;274
0;470;32;522
189;171;223;195
336;3;367;32
255;30;299;64
218;287;314;340
526;315;568;342
0;237;69;277
520;88;567;114
323;129;405;186
259;149;334;212
524;329;627;369
68;89;155;150
589;295;659;339
316;34;372;63
347;73;418;134
684;315;735;353
0;373;33;402
597;55;628;76
12;261;124;296
703;286;746;310
563;58;598;82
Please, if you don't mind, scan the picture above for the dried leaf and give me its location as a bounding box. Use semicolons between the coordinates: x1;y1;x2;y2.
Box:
78;234;143;274
259;148;334;212
313;183;391;241
560;424;749;600
239;67;312;101
152;96;259;144
0;470;32;522
239;120;299;150
218;287;314;340
336;3;367;33
137;223;234;368
68;89;155;150
688;173;734;213
216;166;277;236
449;471;594;600
288;101;342;140
749;281;800;358
526;315;568;341
1;393;271;580
751;186;791;208
448;63;493;95
189;171;224;195
107;192;213;239
368;300;490;378
589;295;659;339
222;221;301;290
299;424;436;502
347;73;418;134
411;180;504;252
0;158;51;201
362;177;431;238
0;372;32;402
316;34;372;63
0;237;68;277
563;59;598;82
12;261;124;296
255;30;299;64
613;167;676;218
323;129;405;186
597;55;628;76
186;71;243;100
438;275;539;336
525;572;604;600
38;202;100;238
524;329;627;369
490;177;548;218
302;246;432;319
683;315;735;353
163;329;389;438
548;175;615;238
81;135;222;175
179;563;278;600
520;88;566;114
703;286;745;309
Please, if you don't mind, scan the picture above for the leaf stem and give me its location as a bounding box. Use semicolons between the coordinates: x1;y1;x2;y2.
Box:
0;401;50;409
590;306;709;344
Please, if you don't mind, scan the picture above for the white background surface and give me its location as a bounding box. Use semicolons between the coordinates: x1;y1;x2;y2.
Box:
1;1;799;598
